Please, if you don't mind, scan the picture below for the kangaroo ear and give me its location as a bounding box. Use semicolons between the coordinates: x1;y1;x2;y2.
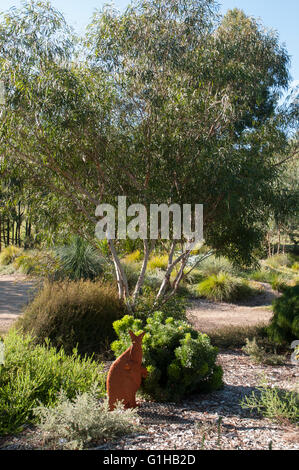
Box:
139;331;146;341
129;330;136;341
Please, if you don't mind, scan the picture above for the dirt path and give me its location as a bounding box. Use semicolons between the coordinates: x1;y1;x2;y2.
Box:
186;283;278;333
0;274;38;333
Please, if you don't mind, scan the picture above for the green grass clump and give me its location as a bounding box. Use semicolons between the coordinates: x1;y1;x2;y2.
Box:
247;269;276;283
34;387;138;450
55;236;104;281
271;274;288;293
0;245;23;266
122;250;142;264
13;250;60;277
15;280;124;357
196;255;238;277
291;262;299;272
0;330;105;436
196;272;254;302
147;254;169;271
266;253;293;270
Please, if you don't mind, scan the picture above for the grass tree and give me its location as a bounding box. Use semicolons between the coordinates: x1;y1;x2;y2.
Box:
0;0;295;310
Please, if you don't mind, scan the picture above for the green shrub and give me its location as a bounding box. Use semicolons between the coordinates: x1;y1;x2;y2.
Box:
242;338;286;365
267;285;299;345
122;250;142;264
148;254;169;271
111;312;223;402
55;236;104;281
15;280;125;357
14;250;60;277
0;245;23;266
266;253;293;269
0;330;105;436
271;275;288;293
196;272;254;302
34;387;138;450
292;262;299;271
196;255;238;277
241;381;299;424
247;269;276;283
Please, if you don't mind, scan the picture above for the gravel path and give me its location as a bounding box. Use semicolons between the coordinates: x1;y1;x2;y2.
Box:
186;283;277;332
0;274;38;333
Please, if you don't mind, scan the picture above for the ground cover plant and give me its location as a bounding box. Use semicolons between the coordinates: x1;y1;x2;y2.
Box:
0;330;105;436
34;387;139;450
241;380;299;425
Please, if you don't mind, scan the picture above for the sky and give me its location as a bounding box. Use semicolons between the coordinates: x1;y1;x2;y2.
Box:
0;0;298;85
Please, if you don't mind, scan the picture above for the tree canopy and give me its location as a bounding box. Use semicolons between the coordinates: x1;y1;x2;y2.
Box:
0;0;297;306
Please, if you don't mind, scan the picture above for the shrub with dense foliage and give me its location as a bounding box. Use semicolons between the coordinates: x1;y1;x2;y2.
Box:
196;272;254;302
267;285;299;345
0;330;105;436
111;312;223;402
16;280;125;357
34;387;139;450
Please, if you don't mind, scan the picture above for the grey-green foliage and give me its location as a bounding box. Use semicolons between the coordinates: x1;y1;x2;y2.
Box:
34;386;139;450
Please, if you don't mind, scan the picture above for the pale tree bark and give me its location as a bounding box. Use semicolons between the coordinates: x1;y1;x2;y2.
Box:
132;239;155;303
155;242;192;303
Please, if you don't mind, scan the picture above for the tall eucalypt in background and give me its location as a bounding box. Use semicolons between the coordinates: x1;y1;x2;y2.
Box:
0;0;297;310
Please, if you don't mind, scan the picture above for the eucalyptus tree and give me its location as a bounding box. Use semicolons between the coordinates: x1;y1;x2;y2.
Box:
0;0;294;309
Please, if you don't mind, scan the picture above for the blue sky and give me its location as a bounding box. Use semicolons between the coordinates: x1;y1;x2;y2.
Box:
1;0;298;85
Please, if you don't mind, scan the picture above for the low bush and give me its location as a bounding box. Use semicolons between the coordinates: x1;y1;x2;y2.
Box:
241;380;299;424
34;387;139;450
14;250;60;277
147;254;169;271
271;275;288;293
292;262;299;272
15;280;125;357
0;245;23;266
196;255;239;277
267;285;299;345
122;250;142;264
266;253;293;270
0;330;105;436
55;236;104;281
247;269;276;283
111;312;223;402
196;272;254;302
242;338;286;365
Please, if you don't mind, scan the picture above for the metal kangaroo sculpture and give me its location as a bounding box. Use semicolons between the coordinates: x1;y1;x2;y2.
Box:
107;330;148;411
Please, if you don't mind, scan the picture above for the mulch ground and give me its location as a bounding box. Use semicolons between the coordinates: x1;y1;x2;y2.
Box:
1;350;298;451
